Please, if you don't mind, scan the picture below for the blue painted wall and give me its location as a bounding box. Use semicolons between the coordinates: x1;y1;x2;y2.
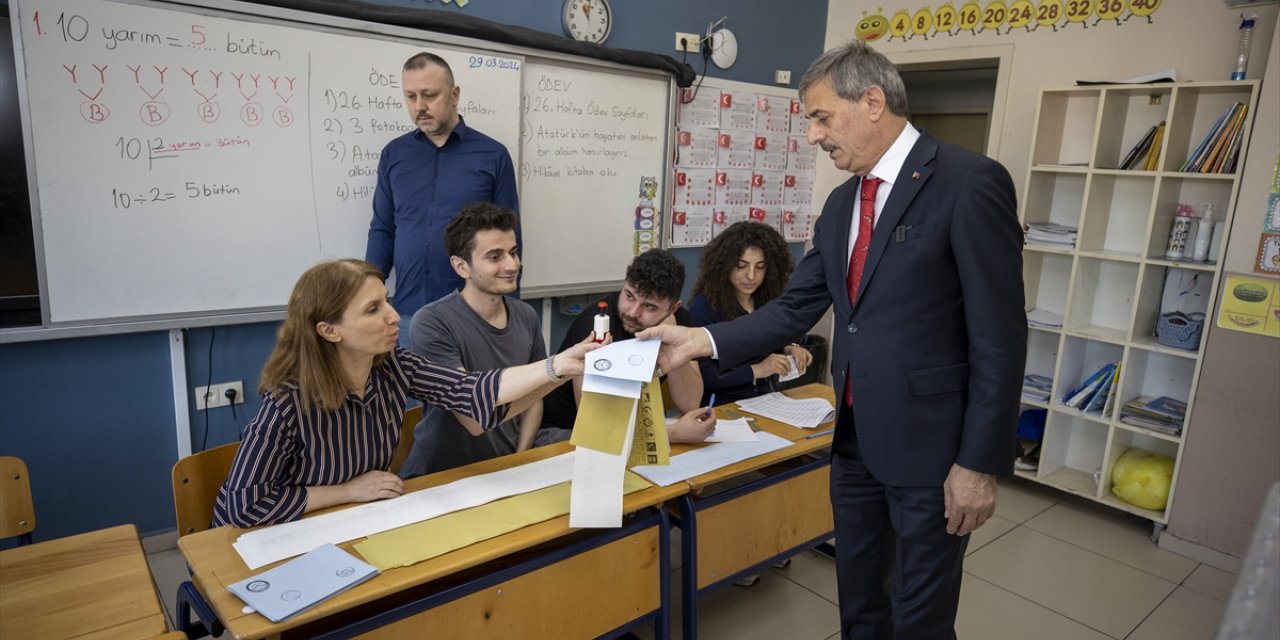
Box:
0;0;827;541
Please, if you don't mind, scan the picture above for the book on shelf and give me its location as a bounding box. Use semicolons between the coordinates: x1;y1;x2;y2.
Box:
1022;374;1053;402
1025;222;1077;248
1208;105;1248;173
1181;103;1248;174
1062;362;1116;409
1118;122;1159;170
1082;369;1114;413
1026;308;1063;329
1179;103;1234;172
1101;360;1122;417
1119;395;1186;436
1142;122;1165;171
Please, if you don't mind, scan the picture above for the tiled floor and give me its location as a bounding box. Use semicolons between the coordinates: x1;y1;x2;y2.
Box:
146;478;1236;639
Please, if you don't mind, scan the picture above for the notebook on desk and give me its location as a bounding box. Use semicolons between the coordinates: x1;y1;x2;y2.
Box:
227;543;378;622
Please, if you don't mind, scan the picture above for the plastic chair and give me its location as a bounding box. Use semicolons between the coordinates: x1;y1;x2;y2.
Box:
389;405;423;476
0;456;35;545
172;442;239;639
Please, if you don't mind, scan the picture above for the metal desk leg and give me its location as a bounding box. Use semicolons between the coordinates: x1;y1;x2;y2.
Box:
679;494;699;640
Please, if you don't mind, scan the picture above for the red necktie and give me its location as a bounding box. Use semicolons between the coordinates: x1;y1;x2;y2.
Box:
844;176;881;406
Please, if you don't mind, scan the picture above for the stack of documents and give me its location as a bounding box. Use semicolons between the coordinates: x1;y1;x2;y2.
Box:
735;392;834;429
1026;223;1077;248
228;543;378;622
1119;396;1186;436
1021;374;1053;403
1026;308;1064;329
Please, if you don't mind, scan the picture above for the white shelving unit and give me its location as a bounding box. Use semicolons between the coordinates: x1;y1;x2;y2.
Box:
1019;81;1260;524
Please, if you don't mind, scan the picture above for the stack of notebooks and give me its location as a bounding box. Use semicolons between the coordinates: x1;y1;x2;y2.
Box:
1026;308;1064;330
1026;223;1077;248
1060;361;1121;416
1179;102;1249;174
1117;120;1166;170
1119;396;1186;436
1022;374;1053;403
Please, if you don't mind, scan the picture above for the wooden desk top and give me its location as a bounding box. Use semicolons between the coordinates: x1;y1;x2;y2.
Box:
673;383;836;494
0;524;168;640
179;442;688;640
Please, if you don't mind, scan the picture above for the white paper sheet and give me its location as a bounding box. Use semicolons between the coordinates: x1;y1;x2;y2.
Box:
585;338;661;383
233;453;576;569
735;392;835;429
778;355;800;382
581;375;642;398
631;431;793;487
702;417;759;443
570;402;636;528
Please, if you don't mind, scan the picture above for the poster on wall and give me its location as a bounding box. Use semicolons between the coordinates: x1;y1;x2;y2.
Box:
673;85;819;247
1216;274;1280;338
852;0;1162;43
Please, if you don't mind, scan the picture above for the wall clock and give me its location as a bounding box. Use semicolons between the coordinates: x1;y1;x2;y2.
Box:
562;0;612;44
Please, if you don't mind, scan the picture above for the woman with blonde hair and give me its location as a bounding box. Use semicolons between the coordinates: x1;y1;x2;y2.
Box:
214;259;597;527
689;222;812;405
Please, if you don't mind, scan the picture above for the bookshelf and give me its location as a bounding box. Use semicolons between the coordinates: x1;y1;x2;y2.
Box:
1019;81;1260;525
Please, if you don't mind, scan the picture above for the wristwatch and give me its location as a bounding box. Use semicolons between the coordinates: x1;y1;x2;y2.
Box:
545;355;565;382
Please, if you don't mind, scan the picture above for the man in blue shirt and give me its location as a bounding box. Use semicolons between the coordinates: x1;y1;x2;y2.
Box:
366;52;519;346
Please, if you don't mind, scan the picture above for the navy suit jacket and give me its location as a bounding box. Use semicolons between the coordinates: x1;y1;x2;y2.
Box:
709;132;1026;487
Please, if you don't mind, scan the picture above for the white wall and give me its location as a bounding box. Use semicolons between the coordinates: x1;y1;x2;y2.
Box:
1166;12;1280;558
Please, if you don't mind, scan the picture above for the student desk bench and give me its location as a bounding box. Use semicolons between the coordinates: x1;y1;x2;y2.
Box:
670;383;837;639
178;443;687;639
0;524;169;639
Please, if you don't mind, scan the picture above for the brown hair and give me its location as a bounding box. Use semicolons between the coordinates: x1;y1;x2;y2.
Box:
259;259;386;412
445;201;518;262
691;221;794;320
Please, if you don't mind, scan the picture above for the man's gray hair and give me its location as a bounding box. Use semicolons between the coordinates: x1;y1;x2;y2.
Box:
798;40;908;117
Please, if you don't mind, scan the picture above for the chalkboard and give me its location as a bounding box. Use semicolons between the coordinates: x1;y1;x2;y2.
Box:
10;0;673;326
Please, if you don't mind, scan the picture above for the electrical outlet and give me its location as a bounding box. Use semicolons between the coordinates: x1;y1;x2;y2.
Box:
775;70;792;85
675;32;701;53
195;380;244;410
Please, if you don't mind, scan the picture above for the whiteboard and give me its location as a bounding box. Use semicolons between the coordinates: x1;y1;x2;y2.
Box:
518;59;671;297
11;0;673;325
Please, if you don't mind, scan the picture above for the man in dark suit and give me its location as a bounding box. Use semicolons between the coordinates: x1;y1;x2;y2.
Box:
640;40;1026;639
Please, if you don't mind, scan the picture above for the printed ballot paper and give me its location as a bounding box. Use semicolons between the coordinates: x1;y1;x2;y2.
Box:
735;392;834;429
570;338;669;528
228;543;377;622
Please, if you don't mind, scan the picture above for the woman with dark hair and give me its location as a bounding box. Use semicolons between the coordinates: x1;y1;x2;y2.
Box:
213;259;598;528
689;222;812;405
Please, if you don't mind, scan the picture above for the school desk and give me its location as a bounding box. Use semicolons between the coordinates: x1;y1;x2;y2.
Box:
0;524;169;639
177;443;687;639
670;383;837;640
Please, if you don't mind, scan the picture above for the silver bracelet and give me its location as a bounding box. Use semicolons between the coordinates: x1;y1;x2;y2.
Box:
545;355;565;382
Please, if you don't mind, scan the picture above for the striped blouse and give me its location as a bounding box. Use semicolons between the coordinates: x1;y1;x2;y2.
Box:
213;347;505;528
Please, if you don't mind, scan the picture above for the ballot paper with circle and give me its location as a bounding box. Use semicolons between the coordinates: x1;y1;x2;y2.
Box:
227;543;378;623
570;338;668;527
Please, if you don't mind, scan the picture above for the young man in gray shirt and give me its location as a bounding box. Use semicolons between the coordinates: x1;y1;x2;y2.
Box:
400;202;566;479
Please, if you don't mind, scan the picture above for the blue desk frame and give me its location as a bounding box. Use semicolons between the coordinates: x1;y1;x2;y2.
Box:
293;506;672;640
672;454;834;640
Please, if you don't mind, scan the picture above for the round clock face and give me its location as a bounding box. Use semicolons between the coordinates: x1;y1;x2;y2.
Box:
562;0;612;44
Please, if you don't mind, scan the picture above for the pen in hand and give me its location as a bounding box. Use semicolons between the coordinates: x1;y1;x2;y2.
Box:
704;393;716;420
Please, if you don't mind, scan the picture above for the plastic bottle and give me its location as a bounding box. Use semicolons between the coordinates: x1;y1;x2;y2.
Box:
1165;204;1196;261
1231;13;1256;81
592;301;609;342
1193;204;1215;262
